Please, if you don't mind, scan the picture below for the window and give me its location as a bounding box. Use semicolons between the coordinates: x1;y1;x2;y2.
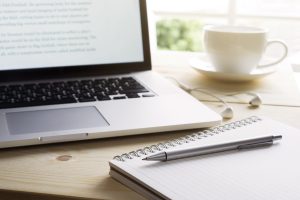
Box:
149;0;300;57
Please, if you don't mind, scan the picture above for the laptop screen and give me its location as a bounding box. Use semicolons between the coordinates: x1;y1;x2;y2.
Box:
0;0;144;71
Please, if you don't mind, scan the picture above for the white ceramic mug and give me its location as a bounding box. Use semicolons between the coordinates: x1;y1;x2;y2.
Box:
203;25;288;74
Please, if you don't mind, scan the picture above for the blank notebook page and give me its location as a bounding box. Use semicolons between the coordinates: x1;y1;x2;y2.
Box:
110;117;300;200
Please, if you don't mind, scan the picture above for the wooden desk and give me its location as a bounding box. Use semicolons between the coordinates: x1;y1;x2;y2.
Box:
1;63;300;200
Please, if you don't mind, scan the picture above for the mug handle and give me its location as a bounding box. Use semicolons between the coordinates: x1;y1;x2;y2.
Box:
258;40;288;68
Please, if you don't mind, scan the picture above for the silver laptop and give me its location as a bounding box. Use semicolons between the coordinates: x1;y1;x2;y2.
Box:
0;0;221;148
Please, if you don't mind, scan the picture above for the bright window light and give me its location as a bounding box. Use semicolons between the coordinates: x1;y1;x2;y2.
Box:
149;0;300;56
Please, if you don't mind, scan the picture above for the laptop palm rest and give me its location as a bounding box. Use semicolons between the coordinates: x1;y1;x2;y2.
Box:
6;106;109;135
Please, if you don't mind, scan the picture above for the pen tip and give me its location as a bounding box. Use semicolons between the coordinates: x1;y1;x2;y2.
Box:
274;135;283;140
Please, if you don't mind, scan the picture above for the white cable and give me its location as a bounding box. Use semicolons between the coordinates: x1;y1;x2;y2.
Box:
167;77;229;106
167;77;234;119
191;88;231;108
225;91;256;97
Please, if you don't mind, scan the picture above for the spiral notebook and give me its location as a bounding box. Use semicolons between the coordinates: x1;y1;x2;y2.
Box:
109;116;300;200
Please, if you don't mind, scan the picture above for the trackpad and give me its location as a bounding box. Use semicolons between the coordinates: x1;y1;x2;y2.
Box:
6;106;109;135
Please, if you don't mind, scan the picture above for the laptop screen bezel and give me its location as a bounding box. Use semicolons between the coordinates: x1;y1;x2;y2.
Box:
0;0;151;83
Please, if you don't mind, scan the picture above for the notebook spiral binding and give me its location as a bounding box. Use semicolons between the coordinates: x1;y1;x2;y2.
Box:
113;116;262;162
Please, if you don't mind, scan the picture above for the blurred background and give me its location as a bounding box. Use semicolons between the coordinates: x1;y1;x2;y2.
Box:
148;0;300;59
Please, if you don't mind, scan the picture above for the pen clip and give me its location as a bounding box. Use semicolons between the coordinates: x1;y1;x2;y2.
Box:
238;141;274;150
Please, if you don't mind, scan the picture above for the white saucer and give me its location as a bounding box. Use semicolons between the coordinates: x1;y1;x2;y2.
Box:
189;57;276;82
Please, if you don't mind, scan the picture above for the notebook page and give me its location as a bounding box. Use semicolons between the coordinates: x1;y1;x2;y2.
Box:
110;117;300;200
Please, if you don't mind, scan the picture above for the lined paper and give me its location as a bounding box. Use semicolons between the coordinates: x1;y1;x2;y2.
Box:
110;117;300;200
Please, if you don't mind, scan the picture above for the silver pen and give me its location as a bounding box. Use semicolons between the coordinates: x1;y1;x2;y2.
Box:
142;135;282;161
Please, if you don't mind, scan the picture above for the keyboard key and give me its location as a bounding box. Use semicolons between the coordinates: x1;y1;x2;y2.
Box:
126;94;140;98
59;97;77;103
38;82;52;89
53;82;66;88
97;96;111;101
113;96;126;100
67;81;80;87
78;97;96;102
119;89;149;94
142;94;155;98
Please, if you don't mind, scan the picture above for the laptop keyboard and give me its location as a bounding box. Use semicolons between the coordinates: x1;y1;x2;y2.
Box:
0;77;155;109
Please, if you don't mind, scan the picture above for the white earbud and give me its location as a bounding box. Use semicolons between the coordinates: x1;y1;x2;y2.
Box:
221;107;234;119
249;94;262;107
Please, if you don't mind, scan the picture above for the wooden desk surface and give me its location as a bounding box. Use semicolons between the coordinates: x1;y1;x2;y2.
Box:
1;65;300;200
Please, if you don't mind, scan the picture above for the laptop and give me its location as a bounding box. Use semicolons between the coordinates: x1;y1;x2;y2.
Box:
0;0;221;148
